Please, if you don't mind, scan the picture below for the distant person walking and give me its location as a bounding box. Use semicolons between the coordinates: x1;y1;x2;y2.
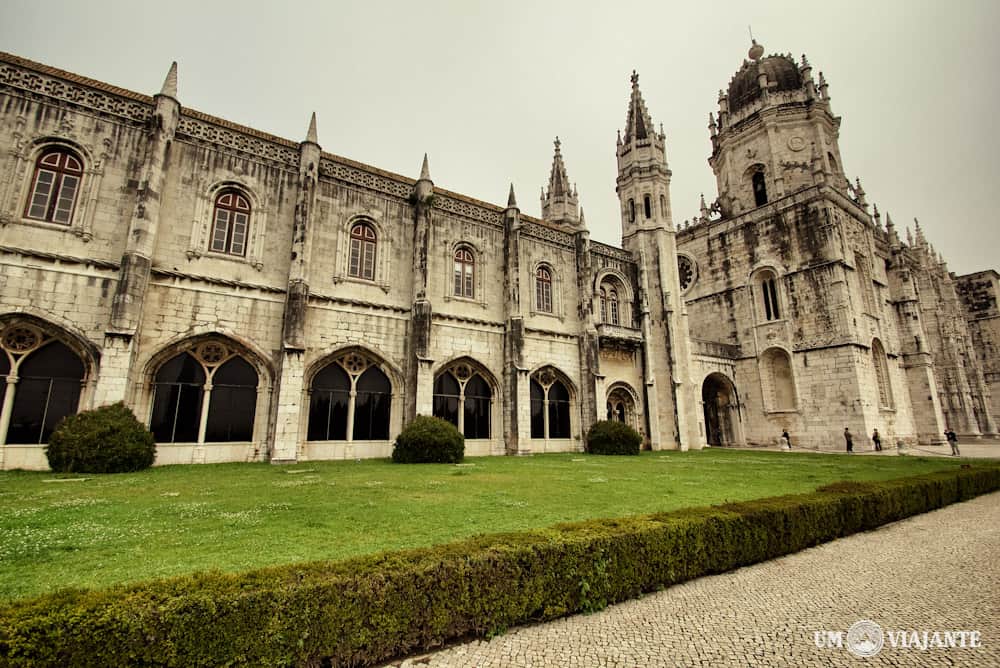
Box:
781;429;792;450
945;429;960;456
872;428;882;452
844;427;854;453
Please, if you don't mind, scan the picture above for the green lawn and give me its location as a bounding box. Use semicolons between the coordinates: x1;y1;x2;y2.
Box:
0;450;971;601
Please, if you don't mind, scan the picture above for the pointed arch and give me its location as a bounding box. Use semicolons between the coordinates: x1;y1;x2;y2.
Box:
606;381;641;434
529;365;576;440
759;346;797;412
306;345;399;442
0;315;98;446
433;357;498;439
146;335;264;444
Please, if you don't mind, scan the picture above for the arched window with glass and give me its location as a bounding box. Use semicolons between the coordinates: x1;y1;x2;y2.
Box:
307;351;392;441
149;341;259;444
209;190;251;256
433;361;492;439
536;266;553;313
453;247;475;298
348;222;377;280
24;148;84;225
0;324;86;446
529;367;572;440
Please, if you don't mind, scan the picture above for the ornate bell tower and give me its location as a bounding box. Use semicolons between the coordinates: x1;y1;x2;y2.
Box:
616;72;700;450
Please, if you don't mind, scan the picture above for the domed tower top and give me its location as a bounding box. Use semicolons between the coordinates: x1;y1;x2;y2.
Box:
727;45;803;115
709;40;848;218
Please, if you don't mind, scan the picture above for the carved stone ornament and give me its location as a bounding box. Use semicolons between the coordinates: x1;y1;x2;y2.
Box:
2;325;42;353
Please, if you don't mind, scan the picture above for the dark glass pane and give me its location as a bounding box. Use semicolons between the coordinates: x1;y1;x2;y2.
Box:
7;378;51;444
434;372;459;396
213;356;258;387
464;396;490;439
155;353;205;385
549;380;569;402
42;378;82;442
530;380;544;438
354;390;391;440
465;375;491;399
307;389;348;441
312;362;350;391
549;400;571;438
20;341;84;380
356;365;390;393
433;395;460;427
0;353;10;374
205;386;256;442
149;383;202;443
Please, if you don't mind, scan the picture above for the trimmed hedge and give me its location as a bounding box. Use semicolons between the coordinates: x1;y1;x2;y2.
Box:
1;466;997;667
392;415;464;464
586;420;642;455
45;402;156;474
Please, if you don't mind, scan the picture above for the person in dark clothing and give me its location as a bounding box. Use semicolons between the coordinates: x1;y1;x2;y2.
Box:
781;429;792;449
945;429;960;456
844;427;853;453
872;428;882;452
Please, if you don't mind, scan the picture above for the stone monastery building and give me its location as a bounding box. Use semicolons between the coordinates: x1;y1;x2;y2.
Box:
0;41;997;470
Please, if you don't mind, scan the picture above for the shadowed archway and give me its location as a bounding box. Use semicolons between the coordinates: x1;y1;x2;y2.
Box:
702;373;741;446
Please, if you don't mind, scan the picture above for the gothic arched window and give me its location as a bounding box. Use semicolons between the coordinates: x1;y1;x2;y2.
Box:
348;223;377;280
643;194;652;219
150;342;259;444
24;148;83;225
307;352;391;441
628;198;636;223
752;171;768;207
608;289;620;325
1;327;85;445
530;368;572;439
453;247;475;298
536;266;553;313
433;362;492;439
210;190;251;256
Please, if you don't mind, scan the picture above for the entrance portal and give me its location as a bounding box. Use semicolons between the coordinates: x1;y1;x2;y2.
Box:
702;373;740;446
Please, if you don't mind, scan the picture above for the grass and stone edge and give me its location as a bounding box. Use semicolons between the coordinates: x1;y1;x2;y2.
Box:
1;465;997;667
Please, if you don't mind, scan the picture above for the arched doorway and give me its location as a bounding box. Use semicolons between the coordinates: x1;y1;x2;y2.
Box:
702;373;740;446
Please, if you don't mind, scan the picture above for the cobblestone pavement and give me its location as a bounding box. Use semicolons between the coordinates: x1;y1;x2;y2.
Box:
386;492;1000;667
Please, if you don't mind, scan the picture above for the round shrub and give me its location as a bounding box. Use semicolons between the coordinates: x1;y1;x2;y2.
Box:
586;420;642;455
46;402;156;473
392;415;464;463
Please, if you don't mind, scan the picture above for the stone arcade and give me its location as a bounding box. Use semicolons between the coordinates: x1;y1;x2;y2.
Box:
0;41;995;470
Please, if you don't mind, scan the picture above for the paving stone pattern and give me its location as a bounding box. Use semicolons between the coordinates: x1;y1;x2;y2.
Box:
388;492;1000;667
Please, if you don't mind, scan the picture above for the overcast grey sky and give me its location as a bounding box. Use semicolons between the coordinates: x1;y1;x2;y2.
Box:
3;0;999;274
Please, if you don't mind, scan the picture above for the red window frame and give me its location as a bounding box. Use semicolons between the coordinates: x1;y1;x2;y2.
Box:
349;223;377;280
536;266;552;312
24;149;83;225
453;248;475;298
210;191;251;256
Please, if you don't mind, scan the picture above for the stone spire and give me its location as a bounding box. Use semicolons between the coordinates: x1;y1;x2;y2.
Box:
419;153;431;181
159;61;178;99
624;71;656;143
699;193;710;221
413;153;433;201
506;183;517;209
304;112;318;145
914;217;926;246
541;137;579;227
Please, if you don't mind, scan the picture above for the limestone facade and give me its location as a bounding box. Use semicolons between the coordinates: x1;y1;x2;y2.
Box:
0;43;993;469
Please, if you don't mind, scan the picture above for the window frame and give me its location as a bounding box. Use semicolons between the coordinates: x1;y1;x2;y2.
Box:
348;222;378;281
23;148;84;226
453;247;476;299
535;266;553;313
208;190;251;257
